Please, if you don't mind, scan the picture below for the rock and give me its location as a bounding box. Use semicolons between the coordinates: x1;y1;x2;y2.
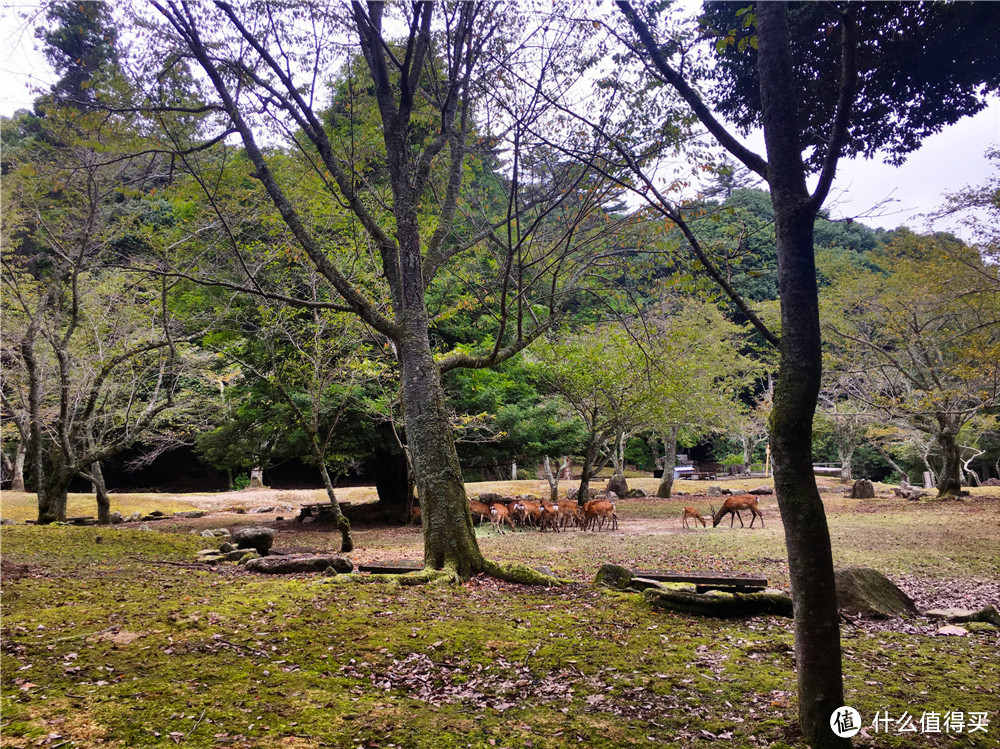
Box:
224;548;257;562
934;625;969;637
606;474;628;499
834;566;918;618
626;488;648;498
149;510;165;517
212;528;230;537
602;491;619;502
848;479;875;499
706;485;723;496
175;511;206;519
237;552;260;565
0;518;16;525
219;542;235;553
532;565;556;578
981;477;1000;487
924;608;976;620
251;506;274;514
109;511;124;524
231;527;274;555
748;486;774;495
476;492;504;504
199;529;216;538
243;554;354;574
594;562;634;590
130;511;142;521
302;516;316;524
138;524;153;531
966;622;998;633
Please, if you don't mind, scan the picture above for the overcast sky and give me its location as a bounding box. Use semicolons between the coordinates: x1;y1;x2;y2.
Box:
2;3;996;238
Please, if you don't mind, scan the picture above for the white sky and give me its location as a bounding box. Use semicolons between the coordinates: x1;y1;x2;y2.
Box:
2;2;997;238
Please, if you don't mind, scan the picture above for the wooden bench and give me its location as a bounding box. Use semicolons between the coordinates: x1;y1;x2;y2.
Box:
295;502;351;522
630;568;767;594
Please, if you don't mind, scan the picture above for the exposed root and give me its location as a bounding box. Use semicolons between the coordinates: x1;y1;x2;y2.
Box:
482;560;564;587
326;560;562;588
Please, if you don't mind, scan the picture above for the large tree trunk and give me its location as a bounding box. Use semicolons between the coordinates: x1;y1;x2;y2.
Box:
935;424;964;497
37;453;73;524
8;442;27;492
838;440;855;482
656;427;678;498
90;461;112;525
757;5;848;746
576;437;599;507
397;331;484;578
542;455;559;503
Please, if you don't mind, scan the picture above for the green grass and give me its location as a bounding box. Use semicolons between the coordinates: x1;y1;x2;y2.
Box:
2;487;998;748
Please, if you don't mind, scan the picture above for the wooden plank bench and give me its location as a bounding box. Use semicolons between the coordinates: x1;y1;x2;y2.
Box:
295;502;351;522
630;568;767;594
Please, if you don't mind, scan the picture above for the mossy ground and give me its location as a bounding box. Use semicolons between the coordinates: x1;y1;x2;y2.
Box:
2;483;998;748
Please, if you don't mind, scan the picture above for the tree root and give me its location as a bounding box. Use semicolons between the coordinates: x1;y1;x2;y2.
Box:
326;560;563;588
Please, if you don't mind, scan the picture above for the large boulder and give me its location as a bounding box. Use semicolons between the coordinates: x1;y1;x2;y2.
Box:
848;479;875;499
231;527;275;555
606;475;629;499
834;566;918;618
706;485;723;497
244;554;353;575
626;488;648;498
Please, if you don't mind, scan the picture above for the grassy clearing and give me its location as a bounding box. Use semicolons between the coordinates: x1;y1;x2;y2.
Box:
2;485;998;748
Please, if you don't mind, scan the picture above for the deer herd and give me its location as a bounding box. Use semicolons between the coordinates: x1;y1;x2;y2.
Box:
413;491;764;533
456;494;619;533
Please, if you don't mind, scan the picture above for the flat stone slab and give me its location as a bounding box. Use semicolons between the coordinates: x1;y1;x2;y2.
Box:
358;560;423;574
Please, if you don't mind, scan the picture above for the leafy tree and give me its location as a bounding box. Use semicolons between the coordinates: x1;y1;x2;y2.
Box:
822;232;1000;496
603;3;1000;744
132;2;637;582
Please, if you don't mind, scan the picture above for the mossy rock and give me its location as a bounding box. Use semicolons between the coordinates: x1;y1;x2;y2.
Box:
594;562;634;590
834;566;918;618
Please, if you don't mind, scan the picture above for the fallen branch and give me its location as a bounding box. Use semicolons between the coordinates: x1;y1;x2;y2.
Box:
644;588;794;619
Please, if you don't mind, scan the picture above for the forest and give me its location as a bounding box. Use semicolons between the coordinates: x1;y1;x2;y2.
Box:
2;3;999;748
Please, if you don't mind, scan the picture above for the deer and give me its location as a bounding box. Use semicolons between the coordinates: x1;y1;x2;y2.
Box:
469;500;491;526
583;499;618;531
538;500;561;533
511;499;541;529
682;506;706;529
489;503;516;533
711;494;764;529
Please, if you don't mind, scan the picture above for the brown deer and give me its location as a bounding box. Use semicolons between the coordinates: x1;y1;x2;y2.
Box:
583;499;618;531
711;495;764;528
538;499;561;532
682;506;706;529
469;500;491;526
489;503;516;533
511;499;541;528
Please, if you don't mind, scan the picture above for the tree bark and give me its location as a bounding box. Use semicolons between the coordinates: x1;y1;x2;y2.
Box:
935;423;964;497
756;5;848;746
317;460;353;553
398;331;484;577
90;461;112;525
656;428;678;498
542;455;559;503
838;440;855;482
37;451;73;524
10;443;26;492
577;437;598;507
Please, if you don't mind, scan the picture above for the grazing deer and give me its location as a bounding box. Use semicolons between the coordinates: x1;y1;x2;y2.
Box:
511;499;541;529
469;500;491;526
711;495;764;529
410;505;421;525
489;503;516;533
538;500;561;532
583;499;618;531
682;506;706;529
